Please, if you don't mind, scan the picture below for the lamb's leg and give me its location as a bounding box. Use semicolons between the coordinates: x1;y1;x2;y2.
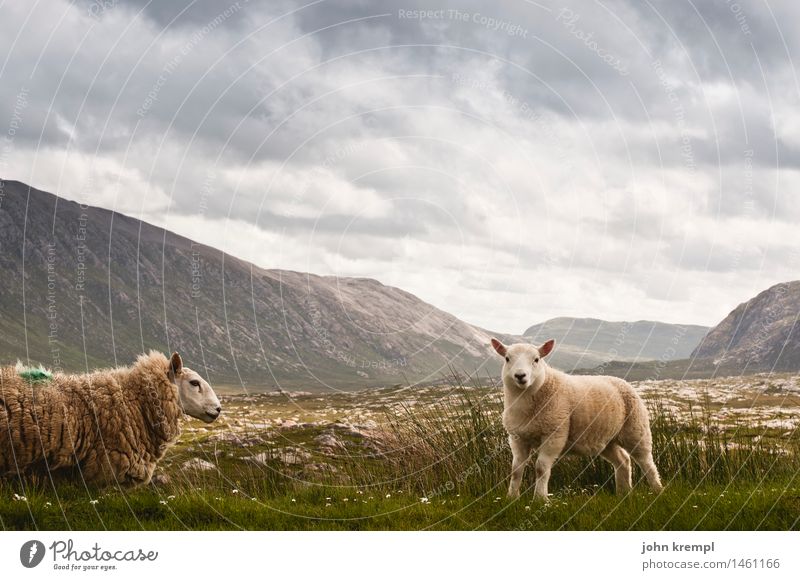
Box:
600;443;632;495
533;435;566;501
507;435;532;499
629;445;663;493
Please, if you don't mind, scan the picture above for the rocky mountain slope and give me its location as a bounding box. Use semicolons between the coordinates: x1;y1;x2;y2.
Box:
0;179;512;389
691;281;800;372
524;317;708;368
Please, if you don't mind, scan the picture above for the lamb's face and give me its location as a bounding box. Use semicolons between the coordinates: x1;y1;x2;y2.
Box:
491;338;555;389
176;367;222;423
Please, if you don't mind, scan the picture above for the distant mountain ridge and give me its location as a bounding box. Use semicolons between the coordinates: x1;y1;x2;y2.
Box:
691;281;800;372
524;317;709;369
0;179;728;389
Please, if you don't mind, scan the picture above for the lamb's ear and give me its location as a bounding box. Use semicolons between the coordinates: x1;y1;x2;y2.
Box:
491;338;507;357
538;339;555;358
168;352;183;380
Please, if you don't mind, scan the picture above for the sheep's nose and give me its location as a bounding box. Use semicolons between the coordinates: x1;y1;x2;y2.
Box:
215;406;222;413
514;372;527;382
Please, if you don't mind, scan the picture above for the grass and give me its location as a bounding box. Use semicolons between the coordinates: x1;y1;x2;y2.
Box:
2;481;798;531
2;376;800;530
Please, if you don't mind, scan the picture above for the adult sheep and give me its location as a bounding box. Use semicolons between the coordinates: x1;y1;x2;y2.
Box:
0;351;221;486
491;338;662;500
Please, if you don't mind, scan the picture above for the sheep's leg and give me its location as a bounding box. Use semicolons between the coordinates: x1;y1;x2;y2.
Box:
600;443;632;495
629;445;663;493
507;435;532;499
533;435;566;501
123;458;155;487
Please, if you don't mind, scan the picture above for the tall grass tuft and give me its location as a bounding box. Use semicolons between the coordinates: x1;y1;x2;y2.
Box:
344;377;800;498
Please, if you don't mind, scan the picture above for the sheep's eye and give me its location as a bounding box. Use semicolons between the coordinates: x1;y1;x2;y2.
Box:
505;356;510;362
189;380;201;389
534;358;539;363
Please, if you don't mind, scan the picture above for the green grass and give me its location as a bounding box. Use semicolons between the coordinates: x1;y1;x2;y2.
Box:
2;378;800;530
2;481;798;531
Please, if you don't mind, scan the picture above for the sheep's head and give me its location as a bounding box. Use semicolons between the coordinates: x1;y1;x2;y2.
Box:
168;352;222;423
491;338;555;390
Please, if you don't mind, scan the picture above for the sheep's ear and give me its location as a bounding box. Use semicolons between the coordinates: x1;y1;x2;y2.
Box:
168;352;183;379
491;338;507;357
539;339;555;358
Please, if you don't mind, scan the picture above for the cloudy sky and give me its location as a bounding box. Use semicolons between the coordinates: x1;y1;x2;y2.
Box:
1;0;799;333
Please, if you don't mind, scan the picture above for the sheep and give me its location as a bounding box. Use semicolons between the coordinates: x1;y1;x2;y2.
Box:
0;351;221;486
491;338;662;500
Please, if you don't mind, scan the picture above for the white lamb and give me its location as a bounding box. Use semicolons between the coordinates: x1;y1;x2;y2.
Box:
491;338;663;500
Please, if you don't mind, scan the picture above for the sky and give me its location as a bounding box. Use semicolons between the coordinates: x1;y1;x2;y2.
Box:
1;0;799;334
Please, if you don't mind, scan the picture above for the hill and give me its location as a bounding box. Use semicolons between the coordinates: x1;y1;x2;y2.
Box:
524;317;708;369
0;179;513;389
691;281;800;372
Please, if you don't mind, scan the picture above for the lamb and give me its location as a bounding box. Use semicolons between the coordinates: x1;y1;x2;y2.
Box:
491;338;662;500
0;351;221;486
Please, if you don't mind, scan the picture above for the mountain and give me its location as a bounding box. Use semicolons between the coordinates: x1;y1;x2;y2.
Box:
0;179;515;390
691;281;800;372
524;317;709;369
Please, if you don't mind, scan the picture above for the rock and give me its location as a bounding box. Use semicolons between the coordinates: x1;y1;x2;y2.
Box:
304;462;338;474
244;447;311;466
151;473;171;485
281;447;311;465
182;458;216;471
315;433;345;451
208;431;265;447
243;452;270;466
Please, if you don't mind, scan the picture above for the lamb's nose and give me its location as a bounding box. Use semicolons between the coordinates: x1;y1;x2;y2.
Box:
215;406;222;413
514;372;527;382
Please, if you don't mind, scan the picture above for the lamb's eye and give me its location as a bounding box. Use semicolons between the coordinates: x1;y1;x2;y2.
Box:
505;356;510;362
189;380;201;389
534;358;539;363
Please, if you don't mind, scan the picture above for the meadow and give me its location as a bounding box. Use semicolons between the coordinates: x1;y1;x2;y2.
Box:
2;372;800;531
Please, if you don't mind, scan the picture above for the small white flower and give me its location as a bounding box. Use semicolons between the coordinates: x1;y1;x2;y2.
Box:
385;493;391;498
89;499;99;505
291;498;296;503
159;500;167;505
420;497;430;504
12;494;27;502
231;489;239;494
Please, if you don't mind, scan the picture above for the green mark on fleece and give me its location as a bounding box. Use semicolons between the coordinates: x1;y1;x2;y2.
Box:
17;365;53;383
